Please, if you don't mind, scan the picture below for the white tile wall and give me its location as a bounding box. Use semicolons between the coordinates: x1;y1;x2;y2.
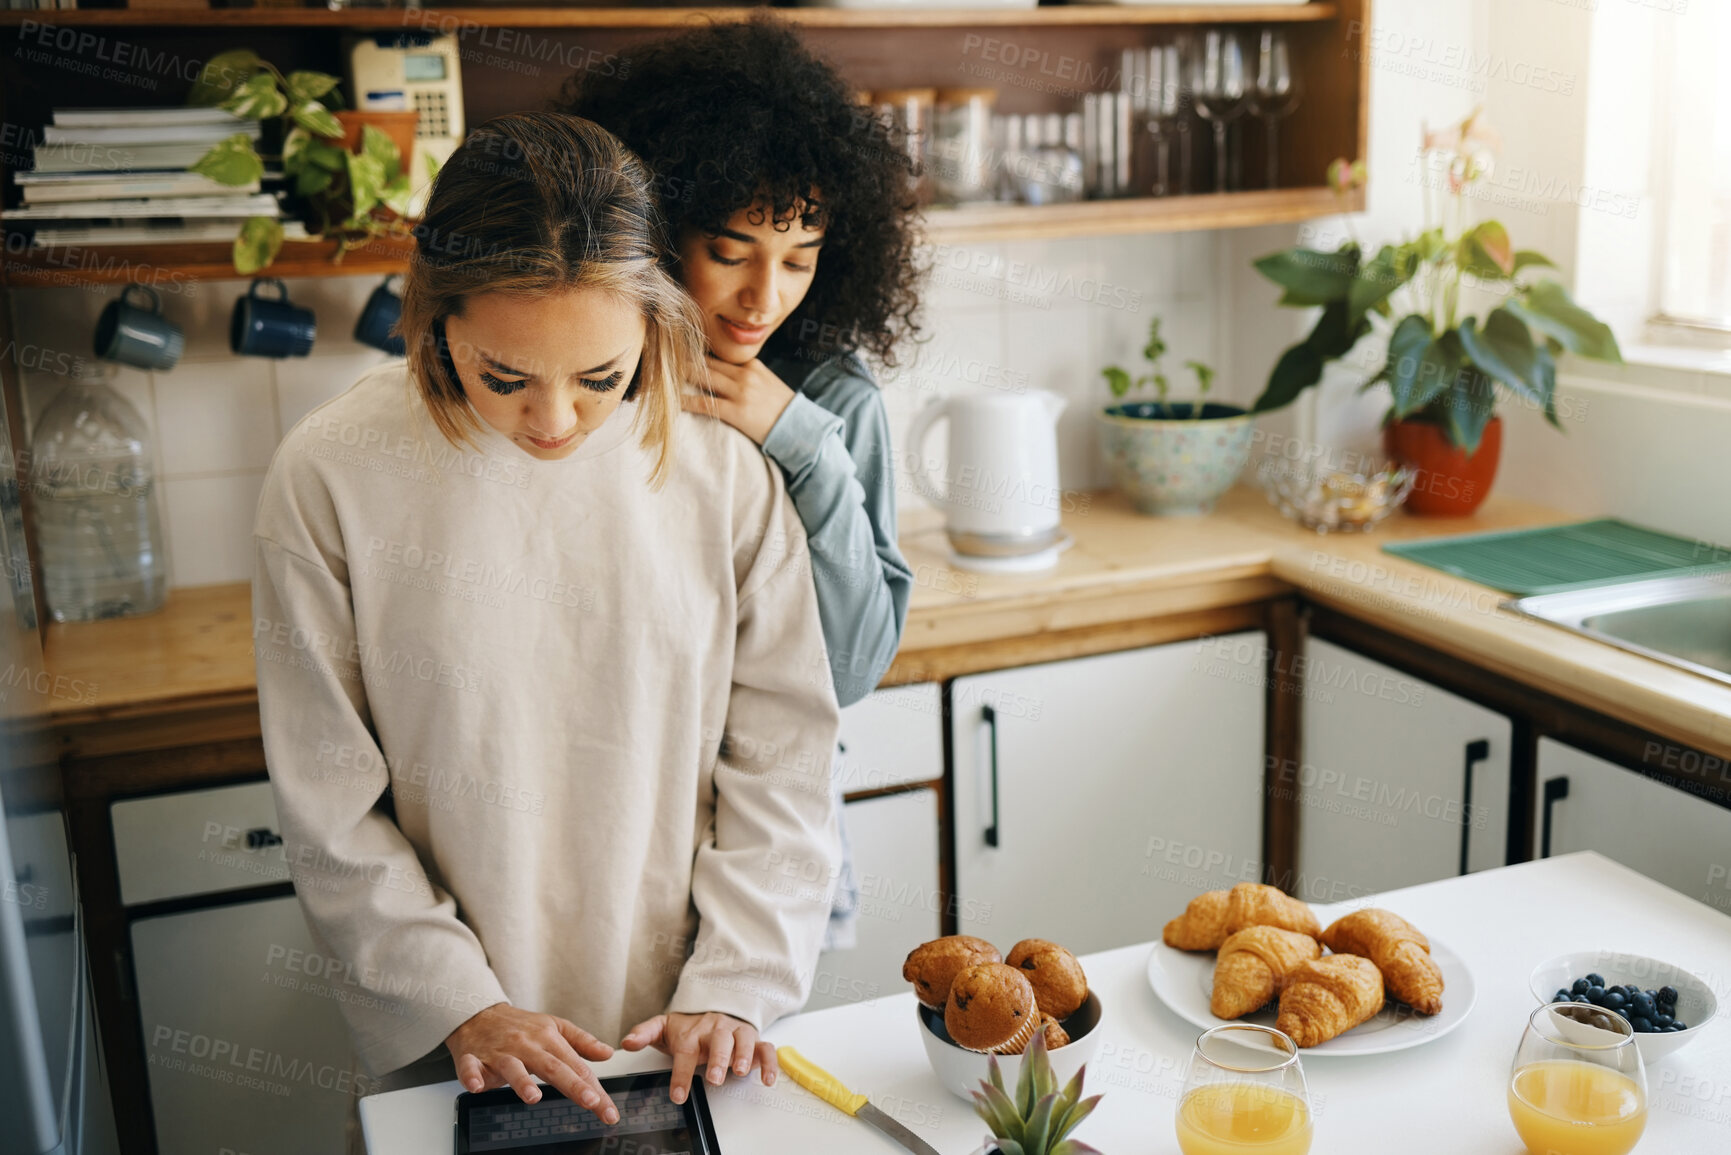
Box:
10;238;1220;588
10;276;397;589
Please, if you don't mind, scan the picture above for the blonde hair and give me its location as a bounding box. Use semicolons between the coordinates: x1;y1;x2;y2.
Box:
398;112;705;486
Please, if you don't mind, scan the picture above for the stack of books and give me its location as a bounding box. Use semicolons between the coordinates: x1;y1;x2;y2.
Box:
9;107;306;247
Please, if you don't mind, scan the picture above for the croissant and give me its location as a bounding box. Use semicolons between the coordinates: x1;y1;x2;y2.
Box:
1163;889;1231;950
1164;883;1322;952
1322;908;1444;1015
1211;926;1322;1019
1276;955;1385;1047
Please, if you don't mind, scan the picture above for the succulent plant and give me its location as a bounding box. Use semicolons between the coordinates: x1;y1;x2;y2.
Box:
970;1030;1103;1155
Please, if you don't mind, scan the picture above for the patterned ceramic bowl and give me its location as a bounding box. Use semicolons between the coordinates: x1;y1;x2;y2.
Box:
1097;402;1256;516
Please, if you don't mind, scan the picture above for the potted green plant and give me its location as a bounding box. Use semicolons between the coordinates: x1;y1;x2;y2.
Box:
969;1030;1102;1155
1097;317;1255;516
1247;111;1622;515
186;50;421;274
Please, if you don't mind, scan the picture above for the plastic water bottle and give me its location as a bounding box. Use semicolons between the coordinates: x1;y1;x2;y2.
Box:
30;366;168;622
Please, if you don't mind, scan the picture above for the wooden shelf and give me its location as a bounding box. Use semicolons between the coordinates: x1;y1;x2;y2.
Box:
0;3;1338;30
0;189;1355;284
922;185;1360;243
0;234;416;287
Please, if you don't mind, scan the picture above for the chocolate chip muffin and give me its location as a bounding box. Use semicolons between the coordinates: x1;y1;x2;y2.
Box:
944;962;1037;1054
903;935;1002;1011
1006;938;1089;1020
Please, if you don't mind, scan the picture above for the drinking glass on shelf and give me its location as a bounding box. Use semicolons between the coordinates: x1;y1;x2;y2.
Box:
1177;1024;1313;1155
1189;28;1248;194
1508;1002;1648;1155
1144;42;1184;196
1247;28;1303;189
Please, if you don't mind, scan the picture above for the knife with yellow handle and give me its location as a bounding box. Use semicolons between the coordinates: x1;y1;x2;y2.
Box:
777;1046;942;1155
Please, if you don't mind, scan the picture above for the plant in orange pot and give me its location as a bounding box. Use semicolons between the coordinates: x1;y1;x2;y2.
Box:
185;49;424;274
1247;112;1623;516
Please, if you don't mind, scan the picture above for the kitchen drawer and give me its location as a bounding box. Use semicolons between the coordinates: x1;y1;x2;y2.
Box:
112;781;289;906
836;683;942;794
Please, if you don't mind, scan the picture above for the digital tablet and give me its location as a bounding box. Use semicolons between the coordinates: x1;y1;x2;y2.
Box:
454;1070;720;1154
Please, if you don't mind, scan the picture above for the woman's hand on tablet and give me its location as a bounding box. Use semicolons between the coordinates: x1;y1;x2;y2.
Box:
620;1011;777;1104
446;1002;620;1123
686;356;795;446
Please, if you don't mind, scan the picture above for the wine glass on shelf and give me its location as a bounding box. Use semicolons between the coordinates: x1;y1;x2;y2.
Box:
1189;28;1248;194
1144;43;1183;196
1177;1024;1313;1155
1508;1002;1648;1155
1247;28;1303;189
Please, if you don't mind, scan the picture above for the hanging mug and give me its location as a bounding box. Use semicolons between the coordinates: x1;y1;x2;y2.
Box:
230;278;317;359
353;274;406;356
95;284;185;371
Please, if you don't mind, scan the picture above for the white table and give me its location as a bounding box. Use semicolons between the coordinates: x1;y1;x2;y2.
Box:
363;853;1731;1153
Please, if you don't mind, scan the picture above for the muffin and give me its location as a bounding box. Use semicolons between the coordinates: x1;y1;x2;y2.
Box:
903;936;1002;1011
945;962;1038;1054
1006;938;1089;1020
1036;1012;1070;1052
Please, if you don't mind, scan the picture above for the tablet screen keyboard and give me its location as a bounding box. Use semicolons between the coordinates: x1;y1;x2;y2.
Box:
465;1085;693;1152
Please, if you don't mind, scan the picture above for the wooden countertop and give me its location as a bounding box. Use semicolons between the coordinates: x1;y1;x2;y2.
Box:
43;485;1731;760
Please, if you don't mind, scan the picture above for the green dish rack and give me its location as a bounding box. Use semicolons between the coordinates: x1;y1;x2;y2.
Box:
1382;519;1730;596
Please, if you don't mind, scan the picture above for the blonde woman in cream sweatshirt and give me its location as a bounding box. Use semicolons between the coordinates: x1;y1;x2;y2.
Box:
251;114;842;1127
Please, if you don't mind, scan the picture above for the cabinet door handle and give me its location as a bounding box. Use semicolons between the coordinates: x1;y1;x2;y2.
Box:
244;827;282;850
980;704;1000;849
1459;739;1491;876
1540;775;1570;859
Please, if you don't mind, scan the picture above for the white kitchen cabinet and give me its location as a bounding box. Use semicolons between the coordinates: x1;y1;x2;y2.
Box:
835;683;943;794
1535;738;1731;909
805;788;942;1013
131;896;365;1155
1298;639;1511;899
950;635;1265;955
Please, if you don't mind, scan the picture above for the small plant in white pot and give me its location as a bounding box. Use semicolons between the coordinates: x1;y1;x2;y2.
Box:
1097;317;1256;516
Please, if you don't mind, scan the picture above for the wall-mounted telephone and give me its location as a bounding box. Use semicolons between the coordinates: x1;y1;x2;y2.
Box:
344;32;464;215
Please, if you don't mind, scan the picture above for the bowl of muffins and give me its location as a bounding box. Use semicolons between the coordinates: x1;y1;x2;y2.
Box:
903;934;1102;1100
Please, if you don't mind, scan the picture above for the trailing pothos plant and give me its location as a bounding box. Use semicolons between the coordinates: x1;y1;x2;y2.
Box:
186;49;419;274
1249;111;1622;454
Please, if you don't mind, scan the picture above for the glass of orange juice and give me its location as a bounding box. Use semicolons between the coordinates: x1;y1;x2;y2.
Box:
1508;1001;1648;1155
1176;1024;1312;1155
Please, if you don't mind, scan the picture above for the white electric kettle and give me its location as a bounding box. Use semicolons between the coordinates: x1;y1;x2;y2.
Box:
905;389;1070;570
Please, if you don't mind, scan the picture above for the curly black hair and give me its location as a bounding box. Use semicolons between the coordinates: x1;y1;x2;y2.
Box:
555;17;922;369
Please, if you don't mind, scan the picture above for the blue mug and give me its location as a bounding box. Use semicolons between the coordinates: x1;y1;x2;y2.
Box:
230;278;316;359
354;275;406;356
96;284;185;371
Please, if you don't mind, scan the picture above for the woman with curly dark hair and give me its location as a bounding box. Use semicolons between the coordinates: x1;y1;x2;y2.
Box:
560;15;920;994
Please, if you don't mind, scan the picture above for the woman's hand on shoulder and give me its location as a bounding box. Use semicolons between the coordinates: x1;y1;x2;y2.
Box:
685;355;795;446
446;1002;619;1122
621;1011;777;1104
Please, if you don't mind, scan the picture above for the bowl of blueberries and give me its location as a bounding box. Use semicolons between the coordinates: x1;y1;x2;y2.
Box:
1530;950;1718;1060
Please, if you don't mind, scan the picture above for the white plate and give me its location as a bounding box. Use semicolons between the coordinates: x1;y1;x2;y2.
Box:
1145;931;1477;1056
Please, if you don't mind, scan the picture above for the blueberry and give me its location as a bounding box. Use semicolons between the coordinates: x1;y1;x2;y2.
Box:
1673;1022;1688;1032
1588;985;1607;1004
1659;986;1679;1005
1554;988;1573;1003
1603;990;1627;1010
1586;973;1605;987
1654;1013;1673;1028
1573;994;1593;1003
1630;1015;1652;1033
1572;978;1592;995
1633;992;1656;1014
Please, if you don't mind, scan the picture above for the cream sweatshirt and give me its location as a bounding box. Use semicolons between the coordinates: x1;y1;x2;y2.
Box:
252;363;842;1077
